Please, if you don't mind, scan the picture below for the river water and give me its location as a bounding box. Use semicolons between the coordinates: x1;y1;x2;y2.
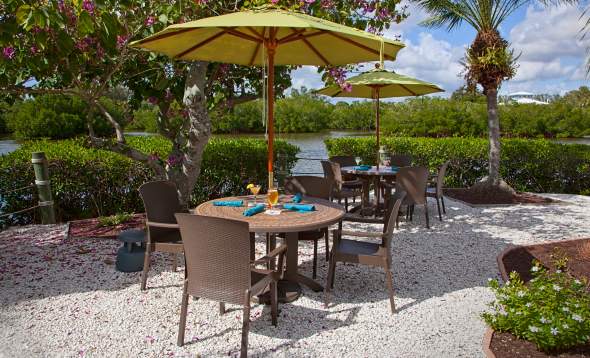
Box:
1;134;588;176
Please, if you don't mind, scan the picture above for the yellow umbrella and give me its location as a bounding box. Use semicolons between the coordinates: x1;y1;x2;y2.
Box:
317;65;444;167
131;8;404;188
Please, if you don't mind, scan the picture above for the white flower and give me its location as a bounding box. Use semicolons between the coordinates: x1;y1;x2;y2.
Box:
553;284;561;291
563;324;569;329
529;325;540;333
517;291;526;297
574;279;581;285
572;314;583;322
551;327;559;335
516;311;522;315
562;307;570;312
525;302;532;308
531;266;540;272
540;317;549;324
556;269;562;274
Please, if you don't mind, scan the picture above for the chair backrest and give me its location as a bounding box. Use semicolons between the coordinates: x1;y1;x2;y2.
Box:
321;160;343;189
284;176;331;200
329;156;356;168
139;180;182;224
436;161;450;196
175;213;251;305
390;154;413;167
383;191;406;247
395;166;429;205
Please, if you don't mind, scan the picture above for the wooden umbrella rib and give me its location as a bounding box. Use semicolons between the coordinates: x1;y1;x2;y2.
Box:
399;84;417;96
246;26;264;40
326;32;395;61
277;28;307;44
136;27;200;45
301;37;329;65
249;42;261;66
174;30;228;59
225;28;263;43
279;30;325;44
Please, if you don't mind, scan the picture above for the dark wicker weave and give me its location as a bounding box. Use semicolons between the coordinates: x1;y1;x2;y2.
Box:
426;161;449;221
395;167;430;229
321;160;361;211
139;180;185;290
390;154;413;167
282;176;332;279
325;191;406;314
175;214;287;358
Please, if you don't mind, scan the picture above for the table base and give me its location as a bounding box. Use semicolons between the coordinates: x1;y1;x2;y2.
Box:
255;279;302;304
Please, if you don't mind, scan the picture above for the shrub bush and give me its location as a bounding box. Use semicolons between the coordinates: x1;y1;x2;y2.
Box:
5;95;125;139
0;136;298;225
324;137;590;194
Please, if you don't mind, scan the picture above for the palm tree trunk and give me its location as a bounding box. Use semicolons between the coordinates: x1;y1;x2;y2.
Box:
486;86;501;185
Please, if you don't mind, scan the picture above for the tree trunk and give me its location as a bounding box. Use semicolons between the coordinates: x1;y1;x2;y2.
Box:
169;61;212;207
486;86;501;185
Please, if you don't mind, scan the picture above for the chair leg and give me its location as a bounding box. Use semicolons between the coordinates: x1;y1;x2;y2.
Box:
266;234;276;270
249;233;255;262
270;281;278;326
177;281;189;346
172;253;178;272
219;302;225;315
441;196;446;214
424;203;430;229
410;205;414;221
435;197;442;221
240;293;251;358
140;246;152;291
324;228;330;261
344;197;349;211
312;239;318;279
324;256;336;308
384;266;396;314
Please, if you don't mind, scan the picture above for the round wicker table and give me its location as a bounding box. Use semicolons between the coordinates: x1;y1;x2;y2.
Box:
341;166;398;216
194;195;345;301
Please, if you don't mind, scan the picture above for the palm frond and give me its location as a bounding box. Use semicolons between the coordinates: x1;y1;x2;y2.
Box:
415;0;482;30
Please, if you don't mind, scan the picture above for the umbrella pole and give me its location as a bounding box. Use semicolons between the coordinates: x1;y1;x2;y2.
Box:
266;42;276;189
375;87;381;169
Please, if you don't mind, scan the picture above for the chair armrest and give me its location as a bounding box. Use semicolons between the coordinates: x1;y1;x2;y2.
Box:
343;178;362;186
340;230;384;238
146;221;179;229
251;244;287;266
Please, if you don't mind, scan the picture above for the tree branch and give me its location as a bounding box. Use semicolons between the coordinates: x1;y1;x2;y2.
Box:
89;136;166;177
93;99;126;143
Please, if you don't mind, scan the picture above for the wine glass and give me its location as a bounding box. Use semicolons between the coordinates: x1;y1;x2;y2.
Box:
248;184;261;204
355;156;361;165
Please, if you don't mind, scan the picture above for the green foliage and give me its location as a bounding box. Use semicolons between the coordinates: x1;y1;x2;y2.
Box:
5;95;124;139
330;101;375;130
0;101;9;134
0;136;298;225
482;265;590;352
275;90;333;132
324;136;590;194
97;212;133;227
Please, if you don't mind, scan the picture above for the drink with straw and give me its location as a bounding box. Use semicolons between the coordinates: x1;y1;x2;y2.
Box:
247;183;261;204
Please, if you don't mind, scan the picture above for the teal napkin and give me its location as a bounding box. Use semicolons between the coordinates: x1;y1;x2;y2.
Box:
390;166;399;172
214;200;243;207
243;204;265;216
354;165;371;171
284;203;316;212
292;193;303;203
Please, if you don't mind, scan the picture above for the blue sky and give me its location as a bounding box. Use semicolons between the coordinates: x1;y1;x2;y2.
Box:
290;2;590;98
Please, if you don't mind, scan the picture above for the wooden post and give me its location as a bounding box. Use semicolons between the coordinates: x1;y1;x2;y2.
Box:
31;152;56;224
266;30;277;189
374;86;381;169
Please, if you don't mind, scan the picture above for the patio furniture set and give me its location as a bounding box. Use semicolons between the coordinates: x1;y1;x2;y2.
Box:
134;155;449;357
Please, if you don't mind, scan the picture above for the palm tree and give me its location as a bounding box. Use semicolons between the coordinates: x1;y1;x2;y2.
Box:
414;0;569;195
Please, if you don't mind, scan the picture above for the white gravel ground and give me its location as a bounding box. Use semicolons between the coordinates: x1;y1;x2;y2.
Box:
1;194;589;358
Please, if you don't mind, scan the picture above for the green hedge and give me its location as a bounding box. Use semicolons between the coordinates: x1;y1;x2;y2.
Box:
0;136;298;225
325;137;590;195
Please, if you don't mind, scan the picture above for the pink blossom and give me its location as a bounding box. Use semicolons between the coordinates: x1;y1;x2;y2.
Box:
271;0;279;3
341;82;353;92
147;96;159;105
30;46;38;55
82;0;95;14
116;35;128;49
2;47;15;60
145;16;156;27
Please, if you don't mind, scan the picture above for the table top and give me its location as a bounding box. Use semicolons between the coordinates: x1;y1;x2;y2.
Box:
341;166;399;177
194;195;345;233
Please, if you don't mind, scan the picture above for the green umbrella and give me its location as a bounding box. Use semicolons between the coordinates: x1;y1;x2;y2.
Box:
131;8;405;188
316;65;444;167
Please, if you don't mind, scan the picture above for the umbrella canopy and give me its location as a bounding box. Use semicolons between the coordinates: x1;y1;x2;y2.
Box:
316;66;444;167
316;67;443;98
130;8;404;188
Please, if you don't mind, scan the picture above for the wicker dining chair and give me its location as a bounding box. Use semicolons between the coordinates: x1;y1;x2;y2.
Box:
426;161;449;221
390;154;413;167
395;166;430;229
281;176;332;279
324;190;406;314
321;160;361;211
174;214;287;358
139;180;186;290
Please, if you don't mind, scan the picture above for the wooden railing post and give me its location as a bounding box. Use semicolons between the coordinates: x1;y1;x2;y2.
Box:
31;152;56;224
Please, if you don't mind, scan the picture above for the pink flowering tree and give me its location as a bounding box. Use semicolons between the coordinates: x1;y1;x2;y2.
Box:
0;0;406;205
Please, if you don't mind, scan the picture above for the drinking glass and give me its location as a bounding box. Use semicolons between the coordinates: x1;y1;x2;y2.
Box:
249;185;261;204
355;156;361;165
267;188;279;208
